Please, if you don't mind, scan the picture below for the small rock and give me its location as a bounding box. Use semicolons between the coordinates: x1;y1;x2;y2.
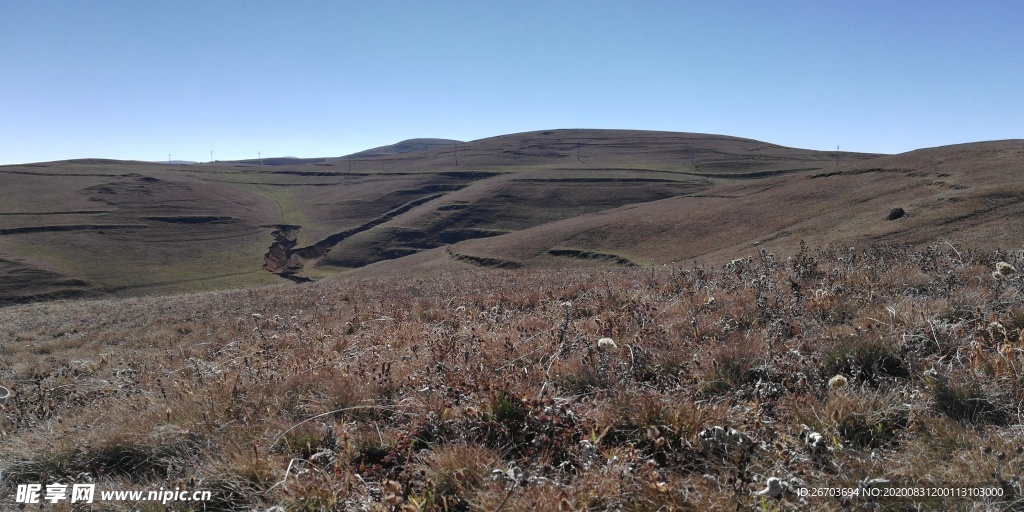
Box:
887;208;905;220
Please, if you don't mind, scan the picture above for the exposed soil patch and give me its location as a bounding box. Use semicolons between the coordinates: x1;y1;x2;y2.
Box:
271;170;350;177
436;204;469;211
262;225;309;282
693;167;822;178
0;224;147;235
0;211;112;216
445;246;523;268
0;170;125;177
547;248;637;266
511;177;685;183
193;180;345;187
808;168;916;179
385;184;466;197
141;216;235;224
435;171;505;179
262;194;446;281
438;228;507;244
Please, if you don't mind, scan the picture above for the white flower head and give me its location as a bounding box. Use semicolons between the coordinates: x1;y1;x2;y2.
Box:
801;424;829;453
994;262;1017;278
697;426;751;451
597;337;618;350
754;477;785;498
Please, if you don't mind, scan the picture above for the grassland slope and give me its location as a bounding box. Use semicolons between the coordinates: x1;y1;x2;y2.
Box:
357;139;1024;276
2;243;1024;509
0;129;883;304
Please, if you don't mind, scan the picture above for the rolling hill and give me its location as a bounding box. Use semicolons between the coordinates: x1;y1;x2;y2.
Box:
343;138;462;159
404;139;1024;273
1;129;1021;306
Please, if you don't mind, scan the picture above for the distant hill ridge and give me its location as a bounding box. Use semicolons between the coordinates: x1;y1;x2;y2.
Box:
343;138;462;159
209;139;461;166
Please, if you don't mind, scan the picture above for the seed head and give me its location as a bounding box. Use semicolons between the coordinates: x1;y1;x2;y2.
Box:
828;375;848;389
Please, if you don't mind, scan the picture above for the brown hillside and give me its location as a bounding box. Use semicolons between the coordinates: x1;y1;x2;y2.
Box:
9;130;1019;305
355;139;1023;276
312;129;879;271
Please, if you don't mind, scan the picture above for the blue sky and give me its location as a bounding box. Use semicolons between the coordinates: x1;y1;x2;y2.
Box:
1;1;1021;164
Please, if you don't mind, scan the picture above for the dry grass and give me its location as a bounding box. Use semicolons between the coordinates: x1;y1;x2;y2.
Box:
2;242;1024;510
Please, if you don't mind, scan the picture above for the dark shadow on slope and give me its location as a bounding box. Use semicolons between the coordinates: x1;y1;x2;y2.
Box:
0;258;103;307
547;249;637;266
445;246;523;268
262;194;446;281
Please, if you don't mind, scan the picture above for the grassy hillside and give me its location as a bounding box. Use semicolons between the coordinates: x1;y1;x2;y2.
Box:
2;131;1022;309
0;160;284;304
2;243;1023;510
438;140;1024;266
0;130;886;305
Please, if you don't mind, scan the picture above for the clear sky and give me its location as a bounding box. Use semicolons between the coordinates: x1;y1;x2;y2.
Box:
1;1;1021;164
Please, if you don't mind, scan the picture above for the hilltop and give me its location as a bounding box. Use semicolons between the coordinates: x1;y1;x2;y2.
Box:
344;138;462;159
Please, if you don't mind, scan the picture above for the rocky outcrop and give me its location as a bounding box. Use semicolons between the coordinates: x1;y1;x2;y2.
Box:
262;225;305;278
